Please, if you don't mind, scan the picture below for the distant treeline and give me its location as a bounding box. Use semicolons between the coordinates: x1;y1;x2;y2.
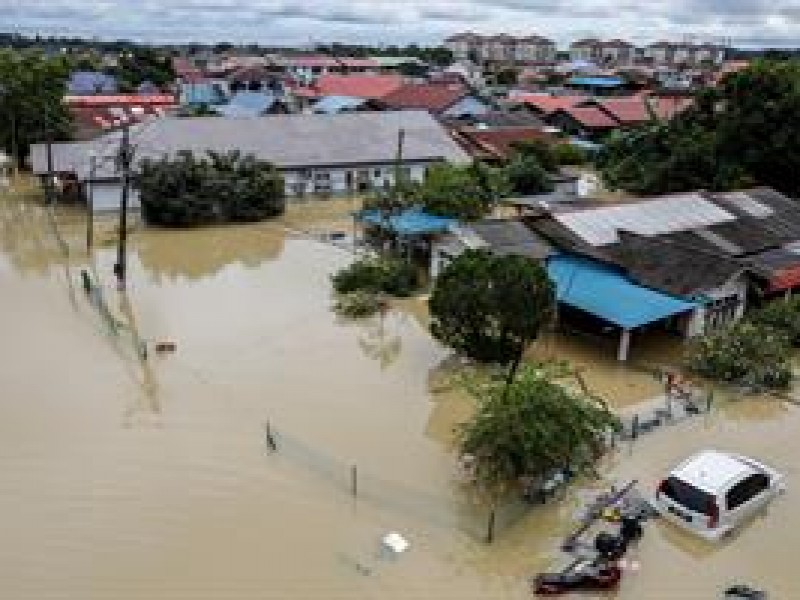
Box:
0;33;453;64
729;48;800;60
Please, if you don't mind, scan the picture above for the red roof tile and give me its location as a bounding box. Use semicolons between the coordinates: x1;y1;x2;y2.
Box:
561;106;619;128
65;94;176;107
380;83;468;113
510;93;586;115
597;98;652;124
455;126;554;160
294;74;405;100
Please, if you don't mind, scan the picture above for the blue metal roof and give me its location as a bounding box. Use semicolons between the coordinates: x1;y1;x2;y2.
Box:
216;91;280;117
312;95;369;114
547;254;697;330
358;208;456;235
68;71;118;95
567;76;625;87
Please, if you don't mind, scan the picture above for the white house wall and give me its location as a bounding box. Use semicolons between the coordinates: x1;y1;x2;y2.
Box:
683;277;748;338
90;182;140;214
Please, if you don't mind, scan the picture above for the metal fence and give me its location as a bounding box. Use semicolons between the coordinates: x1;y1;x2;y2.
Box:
263;421;536;543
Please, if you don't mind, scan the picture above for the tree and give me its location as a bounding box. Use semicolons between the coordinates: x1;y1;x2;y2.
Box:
495;68;519;86
110;47;175;90
430;250;555;380
685;321;792;390
505;153;554;196
749;297;800;346
600;60;800;197
0;49;73;167
510;139;558;172
460;365;620;494
137;150;285;227
419;163;509;220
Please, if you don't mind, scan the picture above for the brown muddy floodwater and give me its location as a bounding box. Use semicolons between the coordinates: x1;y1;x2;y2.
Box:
1;186;800;599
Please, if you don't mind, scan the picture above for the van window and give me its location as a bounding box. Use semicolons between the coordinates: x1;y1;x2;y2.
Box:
726;473;770;510
661;477;715;515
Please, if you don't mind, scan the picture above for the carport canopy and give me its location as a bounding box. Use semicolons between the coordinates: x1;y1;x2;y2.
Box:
546;254;698;360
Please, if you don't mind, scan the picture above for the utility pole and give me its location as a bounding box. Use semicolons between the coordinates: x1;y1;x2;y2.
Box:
86;153;96;252
115;121;133;289
44;103;54;205
394;128;405;208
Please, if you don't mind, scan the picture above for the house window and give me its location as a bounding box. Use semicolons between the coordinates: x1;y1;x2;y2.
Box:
374;169;382;179
704;295;741;331
315;172;330;181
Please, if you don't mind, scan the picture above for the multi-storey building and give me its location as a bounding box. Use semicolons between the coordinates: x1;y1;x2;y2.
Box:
444;32;556;64
569;39;637;65
645;42;727;66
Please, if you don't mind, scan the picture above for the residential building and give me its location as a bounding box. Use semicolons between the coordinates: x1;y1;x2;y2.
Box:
290;74;405;107
570;39;637;65
67;71;118;95
444;32;483;62
379;83;492;117
569;39;603;63
444;32;556;64
29;110;470;209
214;91;290;117
645;42;726;66
64;94;177;139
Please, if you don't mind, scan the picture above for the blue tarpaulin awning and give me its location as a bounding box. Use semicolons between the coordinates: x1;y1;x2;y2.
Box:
357;209;456;236
567;76;625;88
547;254;697;330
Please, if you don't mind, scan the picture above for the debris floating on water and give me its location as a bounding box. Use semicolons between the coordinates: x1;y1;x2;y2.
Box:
382;532;409;554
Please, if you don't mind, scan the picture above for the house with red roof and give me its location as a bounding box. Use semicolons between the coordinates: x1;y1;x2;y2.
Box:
548;105;619;139
291;74;405;106
65;94;177;139
507;93;587;118
379;83;492;117
450;126;555;163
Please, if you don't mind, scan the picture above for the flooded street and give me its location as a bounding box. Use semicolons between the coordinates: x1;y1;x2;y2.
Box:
2;185;800;599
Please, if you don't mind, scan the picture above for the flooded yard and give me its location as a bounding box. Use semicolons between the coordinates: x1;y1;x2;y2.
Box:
1;185;799;599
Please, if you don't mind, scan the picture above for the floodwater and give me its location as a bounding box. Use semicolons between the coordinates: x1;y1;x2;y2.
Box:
1;185;800;599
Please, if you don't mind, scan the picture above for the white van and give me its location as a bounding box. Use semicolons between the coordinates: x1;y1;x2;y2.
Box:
654;450;785;541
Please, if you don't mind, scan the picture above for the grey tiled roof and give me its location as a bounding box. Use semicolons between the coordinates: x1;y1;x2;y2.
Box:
31;111;470;179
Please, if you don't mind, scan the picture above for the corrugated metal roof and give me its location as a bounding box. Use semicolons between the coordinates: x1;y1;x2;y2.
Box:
31;111;471;180
548;254;697;329
311;95;368;114
554;194;736;246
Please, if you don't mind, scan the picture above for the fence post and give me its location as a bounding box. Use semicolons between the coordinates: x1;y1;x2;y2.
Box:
486;508;496;544
265;421;277;452
631;414;639;440
351;464;358;498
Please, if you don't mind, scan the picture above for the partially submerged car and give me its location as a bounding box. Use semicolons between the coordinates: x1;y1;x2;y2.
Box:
654;450;785;541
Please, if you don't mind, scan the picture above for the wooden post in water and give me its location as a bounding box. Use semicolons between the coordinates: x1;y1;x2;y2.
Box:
486;509;496;544
631;414;639;440
265;421;277;452
351;464;358;498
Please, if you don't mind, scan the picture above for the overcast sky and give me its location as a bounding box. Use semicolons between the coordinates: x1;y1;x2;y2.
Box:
5;0;800;48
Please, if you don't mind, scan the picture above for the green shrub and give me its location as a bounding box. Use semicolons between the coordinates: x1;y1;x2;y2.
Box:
333;291;385;319
685;322;792;389
552;143;590;166
331;257;419;297
750;297;800;346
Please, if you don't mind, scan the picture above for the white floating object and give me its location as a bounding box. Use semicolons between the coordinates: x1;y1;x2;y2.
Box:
382;532;409;554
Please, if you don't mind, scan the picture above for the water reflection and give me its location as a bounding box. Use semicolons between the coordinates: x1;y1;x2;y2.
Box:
133;222;285;282
356;311;403;370
116;289;161;428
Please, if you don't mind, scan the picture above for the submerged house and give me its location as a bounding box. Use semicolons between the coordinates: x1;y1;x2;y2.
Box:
434;188;800;361
29;111;470;212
